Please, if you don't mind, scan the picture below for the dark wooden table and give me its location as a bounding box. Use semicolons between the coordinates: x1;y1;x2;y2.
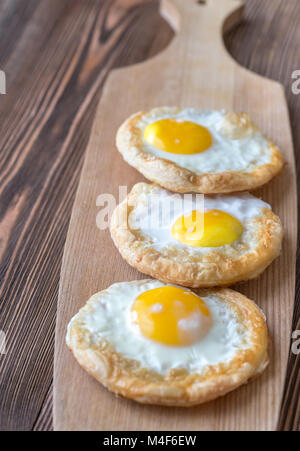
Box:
0;0;299;431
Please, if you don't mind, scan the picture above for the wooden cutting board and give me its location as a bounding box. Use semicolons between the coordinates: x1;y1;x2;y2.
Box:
54;0;297;431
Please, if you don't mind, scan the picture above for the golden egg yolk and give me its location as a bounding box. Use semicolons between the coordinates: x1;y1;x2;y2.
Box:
144;119;212;154
172;209;243;247
131;286;212;346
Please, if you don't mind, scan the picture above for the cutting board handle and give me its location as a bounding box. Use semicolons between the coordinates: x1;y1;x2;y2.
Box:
159;0;244;66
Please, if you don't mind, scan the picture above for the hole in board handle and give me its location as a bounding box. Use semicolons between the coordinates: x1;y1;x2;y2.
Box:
197;0;207;5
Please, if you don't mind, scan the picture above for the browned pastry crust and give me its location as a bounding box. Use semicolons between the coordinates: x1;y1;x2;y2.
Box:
66;282;269;407
116;107;284;194
110;183;283;288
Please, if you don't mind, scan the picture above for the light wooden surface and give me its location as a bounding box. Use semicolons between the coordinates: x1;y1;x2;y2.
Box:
53;0;297;431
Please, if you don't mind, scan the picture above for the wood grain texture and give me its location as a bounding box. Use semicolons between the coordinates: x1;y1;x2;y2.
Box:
54;0;297;431
0;0;299;431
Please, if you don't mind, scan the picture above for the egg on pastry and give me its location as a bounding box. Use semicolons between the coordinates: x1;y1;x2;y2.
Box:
66;280;269;406
116;107;284;193
110;183;283;287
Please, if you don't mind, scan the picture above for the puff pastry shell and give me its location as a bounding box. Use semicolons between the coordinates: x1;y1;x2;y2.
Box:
110;183;283;288
116;107;284;194
66;281;269;407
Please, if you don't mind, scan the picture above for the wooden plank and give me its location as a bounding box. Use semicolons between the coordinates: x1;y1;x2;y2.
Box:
54;0;297;431
0;0;299;432
0;0;172;431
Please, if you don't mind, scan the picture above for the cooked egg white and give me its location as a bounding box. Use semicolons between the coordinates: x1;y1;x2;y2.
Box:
128;185;270;254
67;280;249;375
137;109;271;173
